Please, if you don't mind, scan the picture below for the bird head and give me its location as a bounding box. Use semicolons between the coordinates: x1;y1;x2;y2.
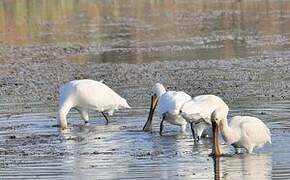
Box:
142;83;166;132
178;100;200;123
152;83;166;98
211;107;227;125
210;107;227;157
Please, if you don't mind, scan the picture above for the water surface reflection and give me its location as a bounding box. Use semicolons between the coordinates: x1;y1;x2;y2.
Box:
213;154;272;180
0;100;288;179
1;0;290;63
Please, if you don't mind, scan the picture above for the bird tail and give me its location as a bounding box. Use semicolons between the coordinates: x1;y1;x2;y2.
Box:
122;99;131;109
265;126;272;144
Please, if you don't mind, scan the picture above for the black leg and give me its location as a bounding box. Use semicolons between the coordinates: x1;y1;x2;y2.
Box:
159;116;165;136
101;112;109;125
190;122;195;139
196;136;200;142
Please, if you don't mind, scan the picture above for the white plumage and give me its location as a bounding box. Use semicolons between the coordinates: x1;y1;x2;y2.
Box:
211;108;271;154
157;91;192;131
143;83;192;134
180;95;229;140
225;116;271;153
57;79;131;129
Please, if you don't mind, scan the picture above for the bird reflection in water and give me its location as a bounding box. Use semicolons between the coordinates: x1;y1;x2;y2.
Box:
211;154;272;180
213;156;221;180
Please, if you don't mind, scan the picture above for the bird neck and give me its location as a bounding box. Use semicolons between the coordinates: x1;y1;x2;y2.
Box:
220;117;237;144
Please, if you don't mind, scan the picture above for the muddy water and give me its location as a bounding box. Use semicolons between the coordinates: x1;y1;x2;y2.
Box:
1;0;290;179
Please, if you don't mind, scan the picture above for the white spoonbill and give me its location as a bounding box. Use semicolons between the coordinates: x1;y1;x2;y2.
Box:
143;83;192;135
180;95;229;141
57;79;131;129
211;107;271;156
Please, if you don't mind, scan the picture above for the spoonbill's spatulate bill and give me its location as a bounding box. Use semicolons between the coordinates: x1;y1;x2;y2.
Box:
143;83;192;135
211;107;271;155
57;79;131;129
180;95;229;141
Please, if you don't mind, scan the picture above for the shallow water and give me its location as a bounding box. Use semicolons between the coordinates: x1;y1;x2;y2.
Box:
0;100;289;179
1;0;290;63
1;0;290;179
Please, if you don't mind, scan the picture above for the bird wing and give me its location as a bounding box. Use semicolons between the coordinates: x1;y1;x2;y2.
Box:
74;80;129;111
237;117;271;145
156;91;191;117
181;95;228;123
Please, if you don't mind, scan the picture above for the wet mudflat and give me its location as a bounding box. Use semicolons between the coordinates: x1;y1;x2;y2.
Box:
1;0;290;179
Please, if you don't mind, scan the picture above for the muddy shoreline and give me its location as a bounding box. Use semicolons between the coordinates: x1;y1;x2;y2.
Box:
0;44;289;114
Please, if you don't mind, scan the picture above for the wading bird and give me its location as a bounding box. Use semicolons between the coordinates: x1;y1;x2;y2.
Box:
180;95;229;141
143;83;192;135
211;107;271;156
57;79;131;129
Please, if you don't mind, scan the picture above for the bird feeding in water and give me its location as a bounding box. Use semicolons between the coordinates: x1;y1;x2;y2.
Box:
211;107;271;156
57;79;131;129
179;95;229;141
143;83;192;135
